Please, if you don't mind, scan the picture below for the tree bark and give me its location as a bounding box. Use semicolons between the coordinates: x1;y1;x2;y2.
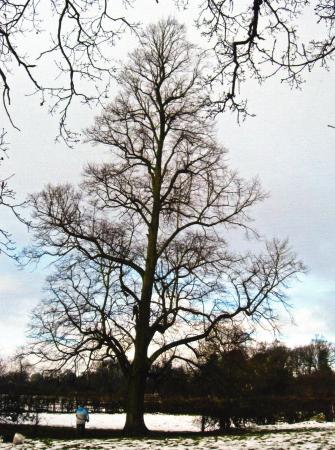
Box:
124;341;149;434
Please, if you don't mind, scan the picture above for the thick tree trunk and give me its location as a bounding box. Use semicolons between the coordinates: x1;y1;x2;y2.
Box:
124;366;148;434
124;333;149;434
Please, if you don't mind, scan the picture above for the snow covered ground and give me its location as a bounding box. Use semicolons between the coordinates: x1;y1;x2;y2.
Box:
34;412;200;432
2;416;335;449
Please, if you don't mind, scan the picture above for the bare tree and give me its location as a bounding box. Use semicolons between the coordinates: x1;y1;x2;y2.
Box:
196;323;252;362
27;19;304;434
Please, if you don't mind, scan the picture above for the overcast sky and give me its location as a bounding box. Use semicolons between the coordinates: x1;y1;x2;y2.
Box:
0;0;335;357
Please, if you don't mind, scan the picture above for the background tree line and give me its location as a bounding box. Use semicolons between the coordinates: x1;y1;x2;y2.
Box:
1;337;335;428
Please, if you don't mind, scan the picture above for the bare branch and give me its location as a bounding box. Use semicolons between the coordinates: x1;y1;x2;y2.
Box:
196;0;335;115
0;0;138;143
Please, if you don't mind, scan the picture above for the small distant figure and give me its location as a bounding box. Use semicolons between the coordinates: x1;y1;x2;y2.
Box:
75;405;89;436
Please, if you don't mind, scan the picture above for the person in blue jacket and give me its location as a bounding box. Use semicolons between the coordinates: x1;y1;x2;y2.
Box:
75;405;89;436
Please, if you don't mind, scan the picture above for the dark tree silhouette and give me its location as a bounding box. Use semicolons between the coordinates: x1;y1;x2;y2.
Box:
27;19;304;434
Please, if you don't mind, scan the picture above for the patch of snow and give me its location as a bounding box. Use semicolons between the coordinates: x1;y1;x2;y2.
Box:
2;416;335;449
256;419;335;430
1;430;335;450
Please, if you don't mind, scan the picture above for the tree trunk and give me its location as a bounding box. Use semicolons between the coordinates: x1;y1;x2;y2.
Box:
124;338;149;434
123;145;161;434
